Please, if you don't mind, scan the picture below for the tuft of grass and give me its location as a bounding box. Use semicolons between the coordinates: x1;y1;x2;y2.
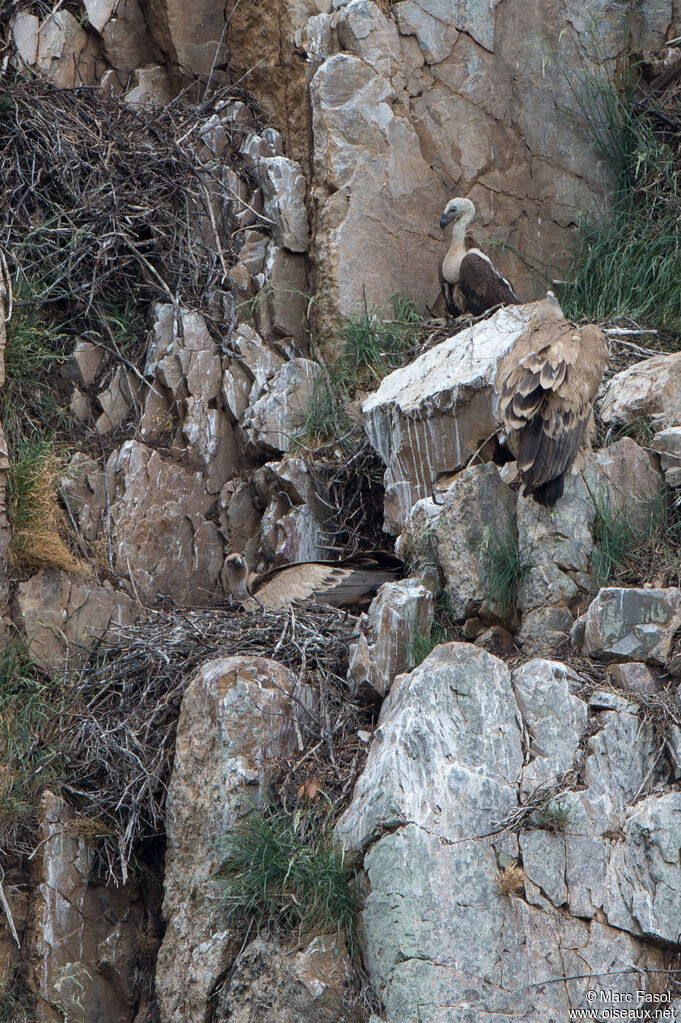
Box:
8;438;89;576
218;803;358;949
406;592;458;668
0;971;36;1023
1;280;72;437
591;487;643;586
538;798;572;833
497;863;525;897
560;62;681;332
294;295;424;451
591;485;681;588
0;642;60;853
479;524;527;619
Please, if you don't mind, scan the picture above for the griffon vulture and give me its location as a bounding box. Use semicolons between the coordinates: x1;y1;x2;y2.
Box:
440;197;519;317
495;294;608;506
222;551;402;610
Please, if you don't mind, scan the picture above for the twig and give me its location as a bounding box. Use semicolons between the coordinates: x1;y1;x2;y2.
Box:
0;873;20;948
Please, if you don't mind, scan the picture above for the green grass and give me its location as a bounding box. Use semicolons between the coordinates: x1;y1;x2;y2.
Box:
218;804;358;948
559;62;681;332
538;797;572;833
591;486;681;587
406;592;458;667
591;487;644;586
479;524;527;619
294;295;424;451
1;280;72;437
0;642;60;851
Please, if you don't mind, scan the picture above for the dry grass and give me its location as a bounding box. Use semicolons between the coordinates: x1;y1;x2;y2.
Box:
497;864;525;896
8;440;90;576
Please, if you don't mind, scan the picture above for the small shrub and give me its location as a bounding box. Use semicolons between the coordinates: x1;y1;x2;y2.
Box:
479;524;527;618
8;438;89;575
218;804;358;948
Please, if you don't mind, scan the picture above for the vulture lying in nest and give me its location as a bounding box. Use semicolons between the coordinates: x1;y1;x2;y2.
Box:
495;294;608;506
222;551;402;610
439;196;519;317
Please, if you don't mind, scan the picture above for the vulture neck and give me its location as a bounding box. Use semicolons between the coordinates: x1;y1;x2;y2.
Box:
442;214;474;285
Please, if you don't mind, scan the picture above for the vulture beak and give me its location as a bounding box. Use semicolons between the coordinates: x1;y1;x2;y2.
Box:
439;212;451;229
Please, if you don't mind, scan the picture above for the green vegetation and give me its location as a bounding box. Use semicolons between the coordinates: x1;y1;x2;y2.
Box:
479;523;527;619
7;438;88;575
407;592;458;667
560;61;681;332
537;797;572;833
0;642;59;852
219;803;358;948
589;485;681;587
295;295;424;451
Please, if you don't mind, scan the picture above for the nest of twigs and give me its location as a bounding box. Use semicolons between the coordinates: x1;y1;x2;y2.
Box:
32;604;367;881
0;78;259;336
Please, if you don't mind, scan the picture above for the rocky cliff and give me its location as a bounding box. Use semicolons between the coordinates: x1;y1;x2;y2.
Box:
1;1;681;1021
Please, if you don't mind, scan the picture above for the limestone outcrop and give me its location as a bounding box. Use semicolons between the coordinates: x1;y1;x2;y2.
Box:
362;302;533;532
336;645;679;1022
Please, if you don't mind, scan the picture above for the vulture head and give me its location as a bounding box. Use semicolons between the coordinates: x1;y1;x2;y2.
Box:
222;553;252;604
440;196;476;231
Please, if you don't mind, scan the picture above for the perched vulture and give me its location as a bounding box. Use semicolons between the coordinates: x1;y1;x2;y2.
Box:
222;551;402;610
495;294;608;506
439;197;519;317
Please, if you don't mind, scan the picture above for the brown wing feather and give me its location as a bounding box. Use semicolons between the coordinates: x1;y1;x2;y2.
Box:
252;553;402;609
496;315;607;502
459;251;519;316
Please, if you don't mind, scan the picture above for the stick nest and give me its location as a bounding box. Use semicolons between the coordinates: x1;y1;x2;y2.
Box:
0;78;255;331
34;604;364;881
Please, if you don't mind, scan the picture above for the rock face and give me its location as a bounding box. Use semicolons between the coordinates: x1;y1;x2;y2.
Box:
212;934;351;1023
362;302;533;532
433;462;517;622
107;440;223;604
337;647;678;1022
28;792;145;1023
17;571;137;673
156;656;314;1023
311;50;446;315
576;587;681;667
599;350;681;432
348;579;434;697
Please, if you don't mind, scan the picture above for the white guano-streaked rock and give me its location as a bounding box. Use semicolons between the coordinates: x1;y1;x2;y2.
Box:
362;303;534;532
259;156;309;252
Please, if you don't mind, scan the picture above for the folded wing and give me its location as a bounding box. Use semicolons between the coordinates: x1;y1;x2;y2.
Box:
252;552;402;609
496;314;607;504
